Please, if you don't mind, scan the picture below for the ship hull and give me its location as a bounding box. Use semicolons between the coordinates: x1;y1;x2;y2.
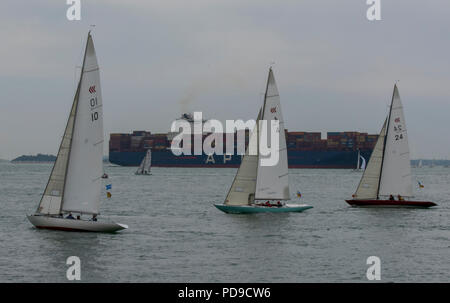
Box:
27;215;128;233
345;199;437;208
109;149;372;168
214;204;313;214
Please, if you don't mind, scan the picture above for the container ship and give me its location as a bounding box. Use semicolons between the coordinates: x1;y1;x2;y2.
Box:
109;114;378;168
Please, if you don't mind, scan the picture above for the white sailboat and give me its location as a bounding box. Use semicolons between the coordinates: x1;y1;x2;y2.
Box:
135;149;152;175
215;68;312;214
346;84;436;208
27;32;128;232
418;159;423;168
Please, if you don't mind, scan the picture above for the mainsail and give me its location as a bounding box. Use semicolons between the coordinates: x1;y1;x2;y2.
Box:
359;155;366;170
37;32;103;215
255;68;290;200
378;85;413;198
356;150;360;169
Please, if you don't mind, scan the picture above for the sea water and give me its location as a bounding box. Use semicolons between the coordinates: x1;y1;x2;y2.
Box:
0;162;448;282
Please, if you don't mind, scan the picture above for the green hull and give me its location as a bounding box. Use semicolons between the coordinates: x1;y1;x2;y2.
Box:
214;204;313;214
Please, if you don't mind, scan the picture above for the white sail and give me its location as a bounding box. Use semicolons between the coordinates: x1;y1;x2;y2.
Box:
255;68;290;200
62;32;104;215
145;149;152;173
353;119;387;200
359;155;366;170
36;86;79;215
224;110;260;205
356;150;360;169
136;155;145;174
378;85;413;198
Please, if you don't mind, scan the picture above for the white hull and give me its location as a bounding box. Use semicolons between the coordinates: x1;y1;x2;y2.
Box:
27;215;128;233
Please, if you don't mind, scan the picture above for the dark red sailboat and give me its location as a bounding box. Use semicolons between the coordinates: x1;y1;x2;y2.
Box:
346;85;436;208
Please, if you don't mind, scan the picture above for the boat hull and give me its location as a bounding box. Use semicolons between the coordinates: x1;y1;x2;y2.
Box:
345;199;437;208
109;149;373;169
214;204;313;214
27;215;128;233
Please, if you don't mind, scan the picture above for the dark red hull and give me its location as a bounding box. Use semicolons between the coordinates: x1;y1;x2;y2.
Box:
345;199;437;208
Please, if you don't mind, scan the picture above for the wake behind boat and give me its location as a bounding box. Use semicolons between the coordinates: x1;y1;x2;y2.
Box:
27;31;128;233
346;85;436;208
215;68;312;214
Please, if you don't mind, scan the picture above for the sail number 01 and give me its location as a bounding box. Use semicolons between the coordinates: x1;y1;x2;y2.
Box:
90;97;99;122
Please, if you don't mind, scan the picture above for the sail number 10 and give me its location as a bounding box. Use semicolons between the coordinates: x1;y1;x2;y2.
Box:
90;97;99;122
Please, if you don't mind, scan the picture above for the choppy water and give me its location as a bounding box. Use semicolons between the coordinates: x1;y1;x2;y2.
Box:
0;162;449;282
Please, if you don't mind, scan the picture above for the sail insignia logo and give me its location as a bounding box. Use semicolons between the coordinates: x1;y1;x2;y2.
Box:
89;86;96;94
270;107;277;113
394;117;400;123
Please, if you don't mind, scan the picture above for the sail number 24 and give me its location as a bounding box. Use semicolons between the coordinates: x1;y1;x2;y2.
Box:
90;97;99;122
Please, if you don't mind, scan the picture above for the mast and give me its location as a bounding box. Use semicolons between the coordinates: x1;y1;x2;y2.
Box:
376;84;396;199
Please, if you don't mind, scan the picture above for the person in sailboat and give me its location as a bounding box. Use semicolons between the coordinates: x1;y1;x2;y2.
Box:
66;213;75;220
397;195;404;201
389;195;395;201
92;214;97;222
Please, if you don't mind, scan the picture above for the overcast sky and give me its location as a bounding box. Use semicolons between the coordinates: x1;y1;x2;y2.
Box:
0;0;449;160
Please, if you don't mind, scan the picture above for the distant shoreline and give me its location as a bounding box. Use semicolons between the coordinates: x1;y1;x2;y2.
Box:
11;154;56;163
10;161;55;164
